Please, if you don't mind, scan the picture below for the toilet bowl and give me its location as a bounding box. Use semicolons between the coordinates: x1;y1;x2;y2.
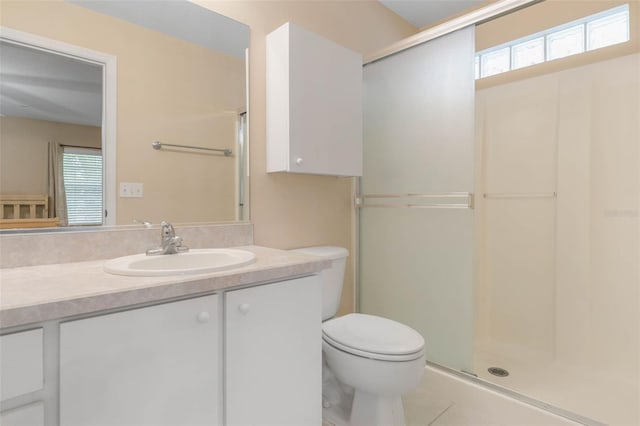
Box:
291;247;425;426
323;313;425;426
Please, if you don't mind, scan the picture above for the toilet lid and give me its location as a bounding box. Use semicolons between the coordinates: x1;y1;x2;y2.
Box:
322;313;425;357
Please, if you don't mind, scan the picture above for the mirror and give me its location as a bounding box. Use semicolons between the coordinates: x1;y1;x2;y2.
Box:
0;0;249;231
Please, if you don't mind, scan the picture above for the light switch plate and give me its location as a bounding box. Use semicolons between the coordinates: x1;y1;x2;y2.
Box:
119;182;144;198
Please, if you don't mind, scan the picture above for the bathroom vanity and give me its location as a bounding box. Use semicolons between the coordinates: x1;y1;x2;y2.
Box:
0;244;329;426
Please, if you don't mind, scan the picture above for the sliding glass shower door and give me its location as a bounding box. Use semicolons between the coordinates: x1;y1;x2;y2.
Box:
359;27;476;372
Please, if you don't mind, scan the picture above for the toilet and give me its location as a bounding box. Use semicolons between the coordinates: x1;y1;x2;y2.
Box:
291;246;425;426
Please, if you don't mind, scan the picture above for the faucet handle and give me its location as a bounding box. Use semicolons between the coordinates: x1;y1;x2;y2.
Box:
160;221;175;238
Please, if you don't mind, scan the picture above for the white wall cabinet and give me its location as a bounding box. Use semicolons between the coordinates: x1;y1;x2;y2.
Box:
226;275;322;426
60;294;221;426
266;22;363;176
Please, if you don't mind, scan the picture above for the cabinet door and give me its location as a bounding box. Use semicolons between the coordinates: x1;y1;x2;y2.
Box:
60;294;220;426
0;402;45;426
266;22;362;177
226;276;322;426
0;328;43;401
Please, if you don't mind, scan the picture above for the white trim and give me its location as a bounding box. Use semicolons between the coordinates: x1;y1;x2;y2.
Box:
0;27;117;226
63;146;102;156
243;46;251;222
364;0;538;65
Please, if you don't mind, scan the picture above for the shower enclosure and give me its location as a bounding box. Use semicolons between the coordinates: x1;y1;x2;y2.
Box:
358;4;639;425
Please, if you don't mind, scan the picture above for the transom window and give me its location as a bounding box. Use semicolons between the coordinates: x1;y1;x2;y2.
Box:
476;4;630;79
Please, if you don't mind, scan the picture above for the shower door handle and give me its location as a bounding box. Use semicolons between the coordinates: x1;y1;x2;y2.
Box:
355;192;474;209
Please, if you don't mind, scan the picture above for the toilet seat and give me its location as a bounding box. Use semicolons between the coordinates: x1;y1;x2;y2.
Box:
322;313;425;362
323;334;424;362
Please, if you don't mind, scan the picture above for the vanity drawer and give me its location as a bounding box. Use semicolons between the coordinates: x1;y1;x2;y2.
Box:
0;328;44;401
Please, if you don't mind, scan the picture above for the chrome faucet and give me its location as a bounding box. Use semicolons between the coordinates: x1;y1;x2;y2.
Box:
146;221;189;255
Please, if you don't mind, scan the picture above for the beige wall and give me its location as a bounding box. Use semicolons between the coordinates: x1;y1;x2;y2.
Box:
1;0;245;225
476;0;640;89
196;0;417;315
0;116;101;194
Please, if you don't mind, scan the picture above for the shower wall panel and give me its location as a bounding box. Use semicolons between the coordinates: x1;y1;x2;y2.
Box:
476;77;559;361
475;53;639;424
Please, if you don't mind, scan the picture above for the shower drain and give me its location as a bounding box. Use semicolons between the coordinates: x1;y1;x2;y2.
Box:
488;367;510;377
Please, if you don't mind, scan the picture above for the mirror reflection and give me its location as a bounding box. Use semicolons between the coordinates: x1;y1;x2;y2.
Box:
0;0;249;231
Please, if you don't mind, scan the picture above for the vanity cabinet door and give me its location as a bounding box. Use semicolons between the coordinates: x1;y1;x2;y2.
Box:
0;402;45;426
59;294;221;426
0;328;43;401
225;276;322;426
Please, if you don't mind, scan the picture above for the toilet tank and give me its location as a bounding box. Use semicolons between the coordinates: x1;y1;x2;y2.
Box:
290;246;348;321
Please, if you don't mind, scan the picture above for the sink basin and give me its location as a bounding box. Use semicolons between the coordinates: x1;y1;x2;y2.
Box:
104;248;256;276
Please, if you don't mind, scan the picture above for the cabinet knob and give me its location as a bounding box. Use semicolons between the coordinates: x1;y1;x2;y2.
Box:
238;303;250;315
196;311;210;323
295;157;303;166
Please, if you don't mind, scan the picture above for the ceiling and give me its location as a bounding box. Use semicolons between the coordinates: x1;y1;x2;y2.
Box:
379;0;486;28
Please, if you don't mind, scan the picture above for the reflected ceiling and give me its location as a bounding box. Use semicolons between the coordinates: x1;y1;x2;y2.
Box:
0;42;102;126
379;0;486;28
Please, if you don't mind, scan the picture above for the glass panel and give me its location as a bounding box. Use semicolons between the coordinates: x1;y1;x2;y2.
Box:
587;10;629;50
546;25;584;60
511;37;544;70
475;55;480;79
360;209;474;369
361;27;475;371
480;47;510;77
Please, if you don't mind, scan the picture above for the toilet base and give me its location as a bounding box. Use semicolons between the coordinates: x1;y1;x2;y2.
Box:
322;356;354;419
349;390;406;426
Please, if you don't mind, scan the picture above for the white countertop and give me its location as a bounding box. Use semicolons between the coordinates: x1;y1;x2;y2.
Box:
0;246;330;329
